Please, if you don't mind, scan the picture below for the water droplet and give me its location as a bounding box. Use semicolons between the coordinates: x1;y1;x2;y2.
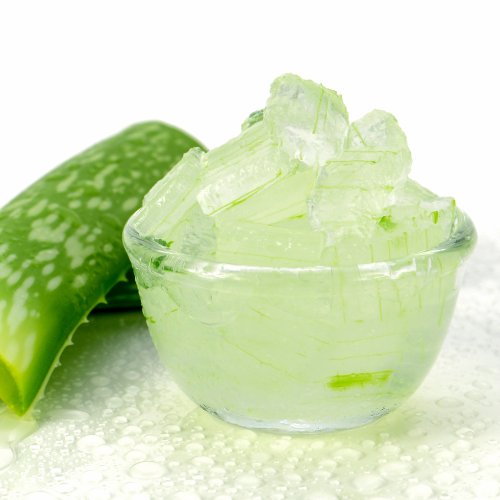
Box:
106;396;124;408
22;493;58;500
164;413;181;423
251;452;271;463
436;397;463;408
116;437;135;447
170;493;201;500
185;442;204;454
164;424;181;434
121;425;142;436
480;455;500;467
379;445;402;456
56;484;74;494
92;445;115;458
284;472;303;484
129;461;167;479
464;390;486;401
378;461;413;476
473;379;492;390
473;481;500;498
317;459;338;469
0;443;15;472
332;448;363;462
449;439;472;452
435;450;456;462
48;409;90;420
76;435;106;451
122;407;141;418
80;470;103;484
407;428;427;438
86;488;110;500
234;438;251;449
91;376;110;386
455;427;474;438
303;490;339;500
121;483;143;493
234;474;262;488
157;404;172;413
313;470;332;480
191;456;214;468
352;474;385;493
93;387;113;398
460;463;479;473
405;484;433;499
432;472;455;485
125;450;147;463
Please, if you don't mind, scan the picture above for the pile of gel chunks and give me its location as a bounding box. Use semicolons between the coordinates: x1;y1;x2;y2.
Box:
134;74;455;267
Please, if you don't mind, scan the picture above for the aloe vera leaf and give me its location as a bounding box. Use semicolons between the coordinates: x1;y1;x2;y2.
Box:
93;268;142;312
0;121;204;416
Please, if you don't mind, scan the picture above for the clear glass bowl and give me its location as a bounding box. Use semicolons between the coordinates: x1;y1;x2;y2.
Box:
123;210;477;433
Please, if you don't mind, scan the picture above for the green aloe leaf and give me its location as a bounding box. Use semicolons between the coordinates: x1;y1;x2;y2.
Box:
0;122;204;416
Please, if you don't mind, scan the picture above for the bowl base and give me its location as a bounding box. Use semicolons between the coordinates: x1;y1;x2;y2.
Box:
200;404;395;434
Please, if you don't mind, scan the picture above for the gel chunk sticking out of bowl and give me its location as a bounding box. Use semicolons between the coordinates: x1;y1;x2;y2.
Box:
133;73;455;267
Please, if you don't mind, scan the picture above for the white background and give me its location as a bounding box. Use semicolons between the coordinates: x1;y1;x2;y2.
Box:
0;1;498;231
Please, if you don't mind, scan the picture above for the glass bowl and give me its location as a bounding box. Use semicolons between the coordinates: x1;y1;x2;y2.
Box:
123;210;477;433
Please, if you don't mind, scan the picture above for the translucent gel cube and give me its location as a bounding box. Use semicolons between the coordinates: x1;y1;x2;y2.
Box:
214;167;317;225
264;73;349;166
135;148;205;240
197;122;286;215
308;110;413;242
216;219;325;267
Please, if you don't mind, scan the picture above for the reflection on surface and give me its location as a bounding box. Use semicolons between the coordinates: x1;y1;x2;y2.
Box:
0;233;499;499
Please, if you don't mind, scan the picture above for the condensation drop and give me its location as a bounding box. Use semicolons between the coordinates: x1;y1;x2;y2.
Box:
0;443;15;472
302;490;339;500
170;492;202;500
473;481;500;498
22;493;58;500
80;470;103;484
378;461;414;476
405;484;433;499
234;474;262;488
77;435;106;451
449;439;472;452
128;461;167;479
432;472;455;485
86;488;111;500
436;397;463;408
125;450;147;463
352;474;385;493
332;448;363;462
92;445;115;458
48;409;90;420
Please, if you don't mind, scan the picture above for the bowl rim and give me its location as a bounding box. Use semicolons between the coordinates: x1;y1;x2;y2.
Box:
123;207;477;281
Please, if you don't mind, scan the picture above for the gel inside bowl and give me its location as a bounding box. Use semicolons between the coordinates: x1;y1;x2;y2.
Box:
123;210;477;433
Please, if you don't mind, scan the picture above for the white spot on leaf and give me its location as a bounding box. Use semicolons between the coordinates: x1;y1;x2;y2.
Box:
57;171;78;193
21;333;37;371
35;249;59;262
72;274;88;288
87;197;101;209
7;270;22;286
27;199;49;217
122;198;139;211
42;263;55;275
47;276;63;291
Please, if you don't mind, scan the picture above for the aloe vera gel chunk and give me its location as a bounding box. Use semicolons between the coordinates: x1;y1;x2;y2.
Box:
0;122;203;416
133;73;454;268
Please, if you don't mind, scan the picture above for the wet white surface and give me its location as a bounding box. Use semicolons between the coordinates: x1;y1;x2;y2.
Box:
0;229;498;500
